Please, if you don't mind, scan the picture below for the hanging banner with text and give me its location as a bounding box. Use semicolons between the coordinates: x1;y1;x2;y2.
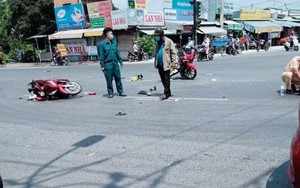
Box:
87;0;112;28
112;10;128;30
135;0;147;9
143;10;164;26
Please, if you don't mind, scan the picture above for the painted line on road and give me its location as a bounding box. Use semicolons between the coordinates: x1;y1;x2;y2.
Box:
125;96;229;101
231;80;266;82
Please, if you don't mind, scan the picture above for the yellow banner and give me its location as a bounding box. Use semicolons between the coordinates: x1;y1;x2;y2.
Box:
240;10;271;21
135;0;147;9
57;44;68;57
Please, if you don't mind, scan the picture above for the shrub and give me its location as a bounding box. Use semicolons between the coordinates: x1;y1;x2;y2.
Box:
138;35;156;56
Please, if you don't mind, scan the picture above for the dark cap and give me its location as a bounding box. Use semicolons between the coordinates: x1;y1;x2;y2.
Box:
154;27;164;36
103;27;113;37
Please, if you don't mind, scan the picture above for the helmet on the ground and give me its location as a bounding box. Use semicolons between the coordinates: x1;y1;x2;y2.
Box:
154;27;164;36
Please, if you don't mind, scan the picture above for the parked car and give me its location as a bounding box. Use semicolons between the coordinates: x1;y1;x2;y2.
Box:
289;103;300;187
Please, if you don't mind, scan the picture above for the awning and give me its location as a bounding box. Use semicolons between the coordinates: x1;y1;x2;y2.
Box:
28;35;48;40
48;29;85;40
271;20;300;28
197;27;227;35
140;30;155;35
224;20;244;31
243;21;282;34
83;28;104;37
140;30;177;35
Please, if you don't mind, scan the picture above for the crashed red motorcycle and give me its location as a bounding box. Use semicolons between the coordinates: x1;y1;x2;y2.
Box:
170;47;197;79
27;79;82;101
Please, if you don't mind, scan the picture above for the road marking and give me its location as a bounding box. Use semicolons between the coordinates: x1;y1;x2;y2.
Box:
125;96;229;101
231;80;266;82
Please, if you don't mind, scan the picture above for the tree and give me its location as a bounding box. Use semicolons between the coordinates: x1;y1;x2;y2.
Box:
0;0;10;53
7;0;55;39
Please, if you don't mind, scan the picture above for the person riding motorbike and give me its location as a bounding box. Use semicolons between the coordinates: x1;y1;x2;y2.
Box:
53;47;62;63
133;41;139;57
187;37;194;49
202;36;210;60
289;31;297;47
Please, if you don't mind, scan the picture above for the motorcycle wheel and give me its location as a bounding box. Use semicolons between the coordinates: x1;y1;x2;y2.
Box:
63;59;69;66
208;54;214;60
197;55;202;62
128;54;135;62
295;46;299;51
232;49;237;56
50;60;56;66
237;48;242;54
265;45;270;51
220;49;226;57
285;46;289;51
184;68;197;80
63;82;82;95
142;54;149;61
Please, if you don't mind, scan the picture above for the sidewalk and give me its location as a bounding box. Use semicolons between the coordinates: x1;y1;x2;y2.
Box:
0;46;284;68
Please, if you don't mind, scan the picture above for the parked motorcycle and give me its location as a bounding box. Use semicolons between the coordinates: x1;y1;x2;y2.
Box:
170;47;197;80
256;39;271;52
284;38;299;51
196;45;214;61
226;43;237;55
50;56;69;66
27;79;82;101
127;50;149;62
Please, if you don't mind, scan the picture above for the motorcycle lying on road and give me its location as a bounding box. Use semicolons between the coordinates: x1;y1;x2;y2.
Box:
284;38;299;51
127;50;149;62
196;45;214;61
170;47;197;80
50;56;69;66
28;79;82;101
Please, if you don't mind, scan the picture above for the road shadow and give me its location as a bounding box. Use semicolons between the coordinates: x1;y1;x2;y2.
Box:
4;135;105;188
266;161;292;188
103;172;126;188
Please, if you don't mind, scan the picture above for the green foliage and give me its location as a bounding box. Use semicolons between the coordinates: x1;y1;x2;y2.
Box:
138;35;156;56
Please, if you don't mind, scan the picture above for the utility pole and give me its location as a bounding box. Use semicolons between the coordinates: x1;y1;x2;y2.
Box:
251;4;253;10
193;0;198;48
220;0;224;29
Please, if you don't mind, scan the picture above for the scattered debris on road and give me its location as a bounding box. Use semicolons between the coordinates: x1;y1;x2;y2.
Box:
115;112;127;116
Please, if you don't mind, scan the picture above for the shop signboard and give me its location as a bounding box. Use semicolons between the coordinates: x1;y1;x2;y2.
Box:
112;10;128;30
135;0;147;9
144;11;164;26
55;3;86;30
87;0;112;28
240;10;271;21
127;9;145;25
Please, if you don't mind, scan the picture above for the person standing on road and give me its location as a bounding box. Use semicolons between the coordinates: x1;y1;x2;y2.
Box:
153;27;177;100
281;56;300;94
99;27;126;98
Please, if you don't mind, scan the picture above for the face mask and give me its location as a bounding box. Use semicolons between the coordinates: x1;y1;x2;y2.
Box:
109;34;114;40
155;36;160;42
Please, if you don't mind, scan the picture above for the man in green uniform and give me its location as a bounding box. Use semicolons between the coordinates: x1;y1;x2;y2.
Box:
99;27;126;98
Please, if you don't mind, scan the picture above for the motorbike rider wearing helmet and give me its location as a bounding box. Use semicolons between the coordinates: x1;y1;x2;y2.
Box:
133;41;139;57
281;56;300;94
153;27;177;100
53;47;62;63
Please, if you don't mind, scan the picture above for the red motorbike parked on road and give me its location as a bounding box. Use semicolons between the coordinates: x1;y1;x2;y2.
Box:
28;79;82;101
170;47;197;79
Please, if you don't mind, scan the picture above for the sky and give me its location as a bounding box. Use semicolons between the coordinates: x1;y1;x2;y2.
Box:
112;0;300;11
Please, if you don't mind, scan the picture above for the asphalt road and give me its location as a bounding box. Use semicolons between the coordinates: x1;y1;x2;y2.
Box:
0;47;299;188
